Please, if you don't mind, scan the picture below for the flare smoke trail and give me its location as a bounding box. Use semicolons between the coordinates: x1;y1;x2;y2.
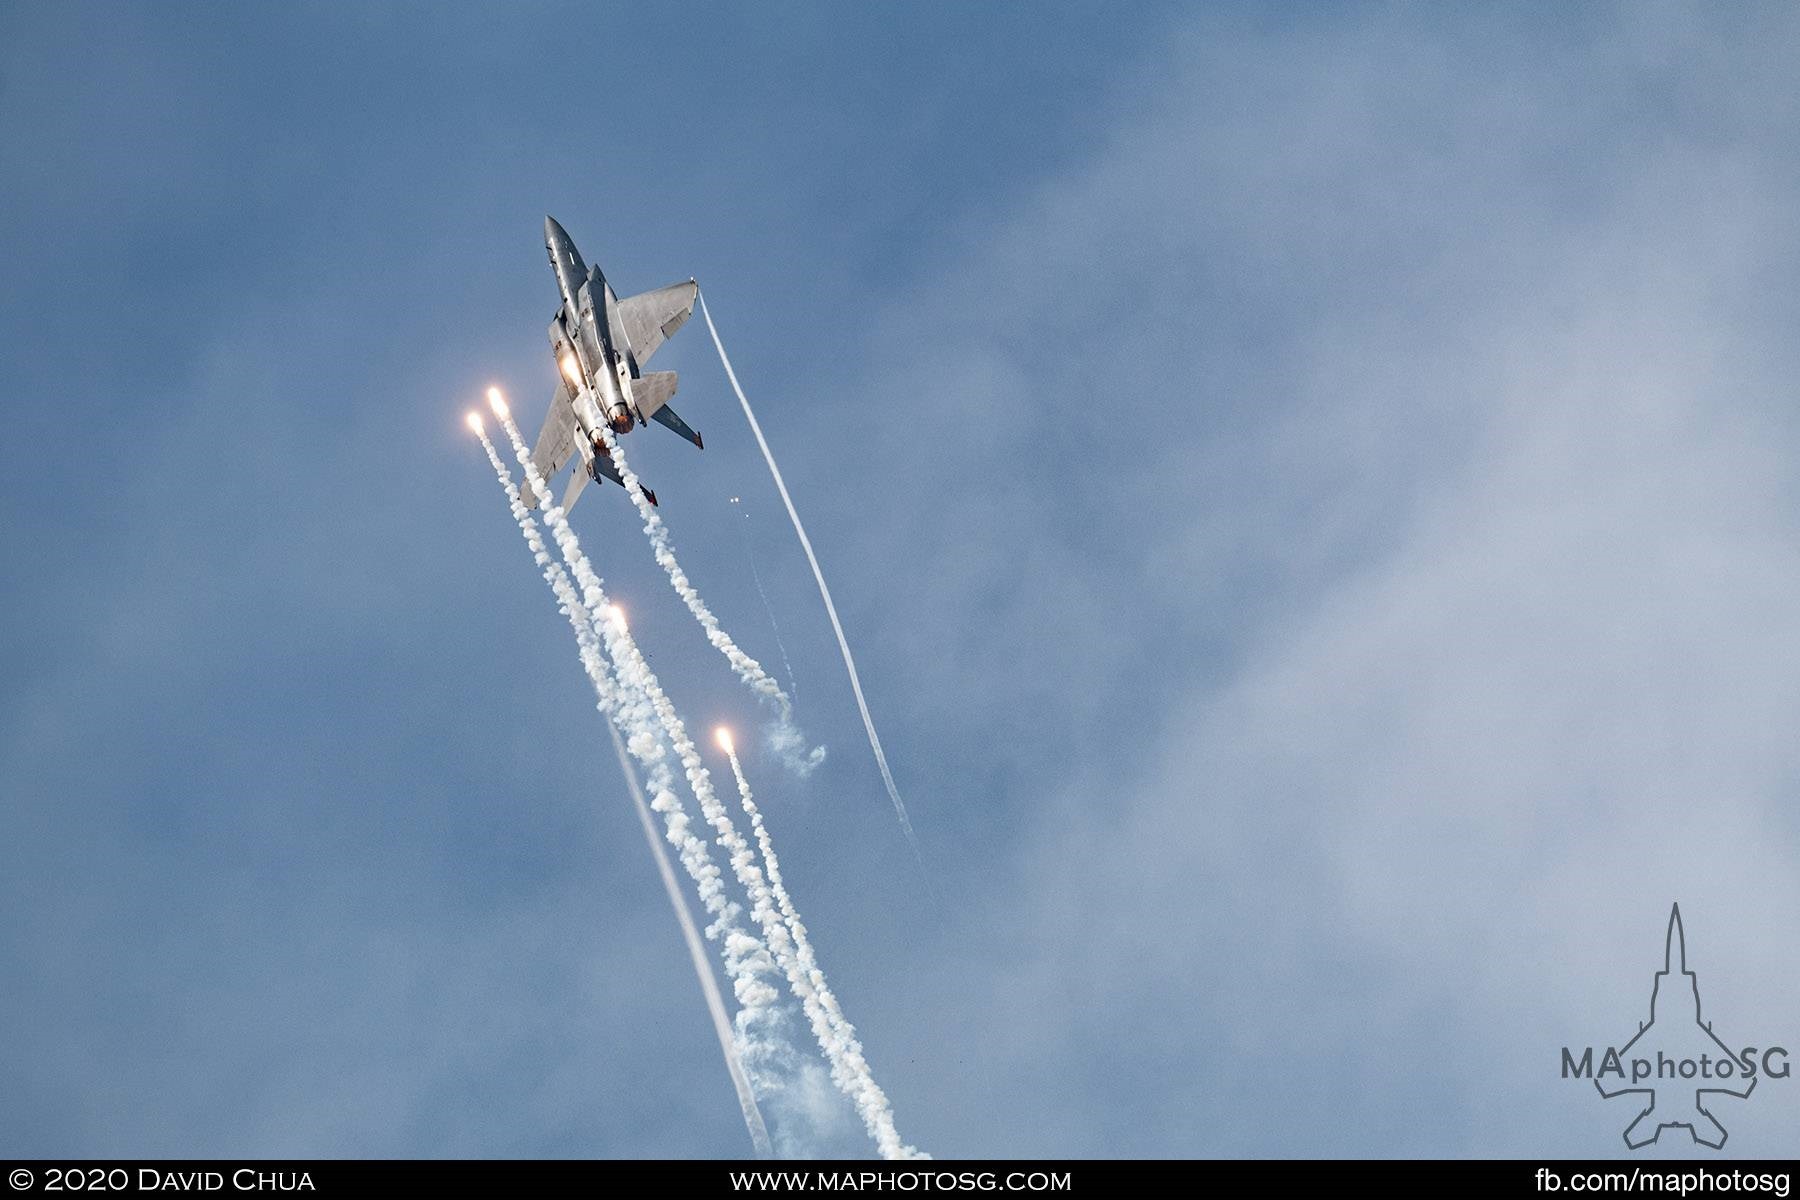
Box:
495;400;875;1136
697;293;922;862
486;406;792;1072
599;582;922;1160
732;497;800;704
491;404;787;1038
596;423;824;776
474;419;773;1158
721;735;916;1159
611;722;775;1160
496;400;920;1159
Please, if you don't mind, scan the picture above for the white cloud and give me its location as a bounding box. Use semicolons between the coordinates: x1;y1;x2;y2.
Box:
828;5;1800;1155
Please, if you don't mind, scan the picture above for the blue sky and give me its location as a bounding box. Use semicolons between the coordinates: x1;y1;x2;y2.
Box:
6;1;1800;1159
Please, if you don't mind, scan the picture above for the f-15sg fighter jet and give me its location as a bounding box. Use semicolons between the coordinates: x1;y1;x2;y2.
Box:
521;215;702;511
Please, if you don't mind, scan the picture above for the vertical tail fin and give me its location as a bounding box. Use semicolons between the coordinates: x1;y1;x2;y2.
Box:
632;371;679;420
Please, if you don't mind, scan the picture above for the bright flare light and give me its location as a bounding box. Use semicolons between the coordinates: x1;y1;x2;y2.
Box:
465;412;484;434
715;727;735;755
560;353;581;384
486;387;509;418
607;604;626;629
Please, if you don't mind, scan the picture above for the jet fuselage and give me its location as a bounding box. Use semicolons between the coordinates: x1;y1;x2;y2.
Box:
545;216;636;438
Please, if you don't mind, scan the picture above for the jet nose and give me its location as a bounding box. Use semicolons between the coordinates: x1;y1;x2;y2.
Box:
545;215;567;246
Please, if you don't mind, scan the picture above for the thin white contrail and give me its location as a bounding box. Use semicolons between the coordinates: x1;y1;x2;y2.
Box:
474;418;774;1157
596;422;824;777
732;497;800;703
497;401;921;1159
696;293;922;862
720;735;918;1159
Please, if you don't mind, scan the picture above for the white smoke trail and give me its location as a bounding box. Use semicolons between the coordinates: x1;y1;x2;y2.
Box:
609;724;774;1159
721;736;921;1159
596;422;825;777
598;592;922;1159
496;402;921;1159
490;402;803;1100
732;498;801;704
474;419;775;1157
497;410;782;961
696;293;922;862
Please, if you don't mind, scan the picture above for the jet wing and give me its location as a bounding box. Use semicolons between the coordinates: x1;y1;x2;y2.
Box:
617;280;698;367
561;459;591;511
521;382;578;509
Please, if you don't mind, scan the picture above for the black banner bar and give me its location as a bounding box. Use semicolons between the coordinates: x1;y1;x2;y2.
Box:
3;1161;1797;1198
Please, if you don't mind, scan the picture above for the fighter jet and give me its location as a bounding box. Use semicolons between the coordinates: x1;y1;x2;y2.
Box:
520;216;702;511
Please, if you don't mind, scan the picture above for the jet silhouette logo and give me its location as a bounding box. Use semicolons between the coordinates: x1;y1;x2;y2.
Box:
1561;905;1789;1150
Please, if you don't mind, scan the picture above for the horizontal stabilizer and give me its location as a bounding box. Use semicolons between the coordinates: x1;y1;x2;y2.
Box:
590;444;624;489
650;402;703;450
588;441;660;507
